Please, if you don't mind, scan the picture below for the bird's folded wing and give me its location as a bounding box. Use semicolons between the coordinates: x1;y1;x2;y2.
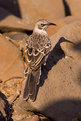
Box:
26;47;50;71
31;52;45;71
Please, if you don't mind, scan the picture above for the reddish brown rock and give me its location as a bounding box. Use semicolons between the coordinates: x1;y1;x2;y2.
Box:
50;20;81;49
60;41;81;65
0;34;24;81
12;112;39;121
0;96;6;119
0;7;32;30
0;92;11;121
4;31;29;50
11;19;81;121
66;0;81;17
18;0;65;25
50;20;81;66
22;20;81;121
47;16;81;36
0;34;24;100
29;58;81;121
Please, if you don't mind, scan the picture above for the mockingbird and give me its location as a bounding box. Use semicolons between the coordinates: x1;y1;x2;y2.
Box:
23;19;56;101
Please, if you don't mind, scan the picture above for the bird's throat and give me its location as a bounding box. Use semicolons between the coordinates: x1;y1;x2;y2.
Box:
33;27;47;35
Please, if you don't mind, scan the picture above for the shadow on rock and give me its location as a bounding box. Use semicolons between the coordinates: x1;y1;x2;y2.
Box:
42;99;81;121
0;111;6;121
76;69;81;87
0;0;21;20
73;41;81;52
62;0;71;16
35;37;75;100
40;37;73;86
0;91;13;121
0;26;33;35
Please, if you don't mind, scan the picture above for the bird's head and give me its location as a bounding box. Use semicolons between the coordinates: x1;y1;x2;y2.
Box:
33;19;56;34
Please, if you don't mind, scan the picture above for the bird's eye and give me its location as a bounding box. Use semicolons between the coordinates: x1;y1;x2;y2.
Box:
41;24;44;27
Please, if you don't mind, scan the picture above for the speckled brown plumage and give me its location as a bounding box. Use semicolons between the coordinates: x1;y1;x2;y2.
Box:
25;33;51;70
23;19;56;101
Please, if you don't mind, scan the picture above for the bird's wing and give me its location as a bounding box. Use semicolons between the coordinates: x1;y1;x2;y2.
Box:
25;35;51;71
26;46;51;72
23;35;51;101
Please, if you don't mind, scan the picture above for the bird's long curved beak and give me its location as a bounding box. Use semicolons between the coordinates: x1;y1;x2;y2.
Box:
48;22;56;26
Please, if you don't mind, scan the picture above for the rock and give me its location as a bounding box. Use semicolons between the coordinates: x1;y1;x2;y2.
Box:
60;41;81;65
0;95;6;119
12;99;39;121
0;34;24;81
0;91;12;120
4;32;29;50
0;7;10;20
1;1;81;121
23;115;39;121
0;7;32;30
0;0;21;18
18;0;65;25
0;34;24;99
21;20;81;121
47;16;81;36
66;0;81;17
50;20;81;65
72;113;81;121
29;58;81;121
13;98;51;121
50;20;81;50
13;113;39;121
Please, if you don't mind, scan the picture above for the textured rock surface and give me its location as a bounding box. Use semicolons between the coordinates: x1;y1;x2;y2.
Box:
0;34;24;81
12;20;81;121
24;21;81;121
0;1;81;121
4;31;29;50
47;16;81;36
18;0;65;25
66;0;81;17
0;94;6;120
0;7;32;30
0;91;12;121
0;34;24;102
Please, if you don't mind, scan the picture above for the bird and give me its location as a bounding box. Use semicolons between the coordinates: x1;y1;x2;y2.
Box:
23;19;56;101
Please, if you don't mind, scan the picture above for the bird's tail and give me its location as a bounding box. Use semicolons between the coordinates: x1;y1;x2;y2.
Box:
23;67;41;101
